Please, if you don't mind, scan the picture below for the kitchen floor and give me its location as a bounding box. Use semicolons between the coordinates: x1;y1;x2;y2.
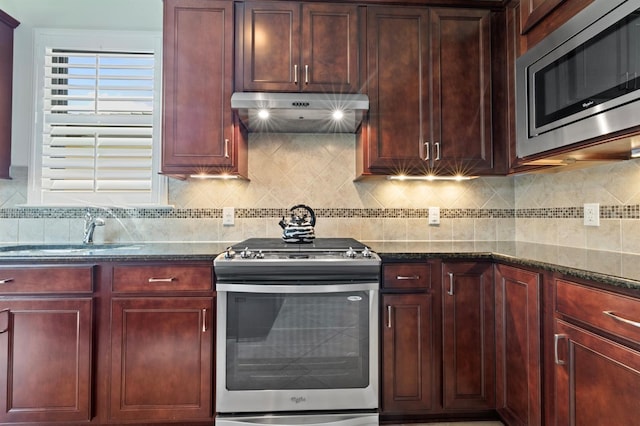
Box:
388;422;504;425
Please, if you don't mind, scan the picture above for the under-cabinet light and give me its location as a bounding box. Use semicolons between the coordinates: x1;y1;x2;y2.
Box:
387;175;477;182
631;148;640;158
189;174;239;180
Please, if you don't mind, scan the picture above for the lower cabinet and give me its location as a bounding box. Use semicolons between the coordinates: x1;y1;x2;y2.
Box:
553;278;640;426
554;319;640;426
381;293;435;413
441;262;495;411
0;298;93;423
495;264;542;426
109;297;214;422
380;261;439;415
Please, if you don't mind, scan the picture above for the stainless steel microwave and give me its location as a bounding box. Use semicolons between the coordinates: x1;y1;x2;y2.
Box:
516;0;640;158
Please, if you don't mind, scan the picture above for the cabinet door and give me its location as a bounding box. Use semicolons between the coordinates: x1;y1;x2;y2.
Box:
0;298;92;423
0;10;19;179
301;3;360;93
110;297;213;422
381;293;435;413
240;1;300;92
442;262;495;411
554;319;640;426
495;265;542;426
162;0;246;176
431;8;493;174
361;6;430;174
520;0;565;34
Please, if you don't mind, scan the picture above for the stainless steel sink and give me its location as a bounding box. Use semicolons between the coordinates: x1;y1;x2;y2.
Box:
0;243;142;255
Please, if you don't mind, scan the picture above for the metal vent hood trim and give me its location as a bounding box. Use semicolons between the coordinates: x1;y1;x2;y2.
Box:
231;92;369;133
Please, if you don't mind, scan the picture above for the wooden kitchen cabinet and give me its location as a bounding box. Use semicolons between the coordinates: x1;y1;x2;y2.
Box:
380;261;440;414
109;297;214;422
495;264;542;426
162;0;247;178
553;278;640;425
358;6;495;178
441;261;495;411
0;265;94;423
0;10;19;179
554;318;640;426
108;262;214;423
236;1;360;93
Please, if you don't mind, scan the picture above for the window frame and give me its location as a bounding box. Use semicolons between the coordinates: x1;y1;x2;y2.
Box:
28;28;167;207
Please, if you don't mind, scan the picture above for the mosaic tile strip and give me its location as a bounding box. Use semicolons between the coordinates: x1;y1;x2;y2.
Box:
2;206;640;220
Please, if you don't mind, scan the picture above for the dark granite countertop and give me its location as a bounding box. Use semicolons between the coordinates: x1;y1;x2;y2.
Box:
1;240;639;293
366;241;640;293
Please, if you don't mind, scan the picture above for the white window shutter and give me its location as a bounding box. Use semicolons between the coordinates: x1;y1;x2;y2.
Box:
29;29;166;207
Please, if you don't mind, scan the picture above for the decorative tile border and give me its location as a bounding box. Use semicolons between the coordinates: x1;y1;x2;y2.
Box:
2;205;640;220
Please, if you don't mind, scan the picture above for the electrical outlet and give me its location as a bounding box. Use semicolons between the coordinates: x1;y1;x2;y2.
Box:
222;207;235;226
584;203;600;227
428;207;440;225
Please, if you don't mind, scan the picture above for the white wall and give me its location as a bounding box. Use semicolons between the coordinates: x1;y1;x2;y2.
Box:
0;0;162;166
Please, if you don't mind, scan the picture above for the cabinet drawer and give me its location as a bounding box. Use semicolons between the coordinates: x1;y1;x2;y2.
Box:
556;279;640;345
0;265;93;294
112;264;213;293
383;263;432;290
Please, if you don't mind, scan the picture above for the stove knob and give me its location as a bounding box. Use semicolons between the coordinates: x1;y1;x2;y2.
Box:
240;247;252;259
345;247;357;258
224;247;236;259
362;247;372;258
255;250;264;259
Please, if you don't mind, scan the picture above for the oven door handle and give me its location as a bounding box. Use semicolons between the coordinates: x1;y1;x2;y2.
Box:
216;283;379;293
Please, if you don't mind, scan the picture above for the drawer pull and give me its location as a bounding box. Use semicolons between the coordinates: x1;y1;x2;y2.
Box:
603;310;640;328
148;277;176;283
396;275;420;280
554;334;567;365
0;278;14;285
202;308;207;332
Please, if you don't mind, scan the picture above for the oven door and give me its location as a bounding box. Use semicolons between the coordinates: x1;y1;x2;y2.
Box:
216;283;379;414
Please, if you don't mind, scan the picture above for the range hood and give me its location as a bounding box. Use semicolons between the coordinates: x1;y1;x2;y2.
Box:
231;92;369;133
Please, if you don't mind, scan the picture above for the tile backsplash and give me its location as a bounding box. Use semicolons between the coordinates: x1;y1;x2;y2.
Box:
2;133;640;255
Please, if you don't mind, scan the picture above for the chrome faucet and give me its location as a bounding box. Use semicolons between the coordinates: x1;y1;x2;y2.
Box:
83;212;105;244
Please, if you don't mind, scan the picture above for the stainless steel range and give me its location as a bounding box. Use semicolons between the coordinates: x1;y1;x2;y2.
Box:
214;238;381;426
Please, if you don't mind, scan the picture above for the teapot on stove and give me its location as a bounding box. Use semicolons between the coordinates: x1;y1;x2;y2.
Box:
278;204;316;243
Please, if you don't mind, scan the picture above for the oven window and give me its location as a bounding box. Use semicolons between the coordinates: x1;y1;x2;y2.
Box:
225;291;370;390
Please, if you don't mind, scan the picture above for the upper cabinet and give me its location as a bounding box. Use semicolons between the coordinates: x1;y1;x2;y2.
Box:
0;10;19;180
236;1;361;93
520;0;566;34
358;6;498;178
162;0;247;178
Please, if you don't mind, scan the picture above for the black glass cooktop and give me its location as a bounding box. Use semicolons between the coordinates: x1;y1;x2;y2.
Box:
231;238;368;252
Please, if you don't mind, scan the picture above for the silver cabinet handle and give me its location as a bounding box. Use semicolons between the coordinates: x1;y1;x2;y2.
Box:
0;278;14;284
202;308;207;332
603;310;640;328
447;272;454;296
434;142;441;160
294;64;298;84
386;305;392;328
554;334;568;365
0;308;9;334
396;275;420;280
424;142;430;161
148;277;176;283
305;64;309;84
224;139;230;158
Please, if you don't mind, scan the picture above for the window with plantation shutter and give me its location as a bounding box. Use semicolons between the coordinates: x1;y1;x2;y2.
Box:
29;29;167;206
